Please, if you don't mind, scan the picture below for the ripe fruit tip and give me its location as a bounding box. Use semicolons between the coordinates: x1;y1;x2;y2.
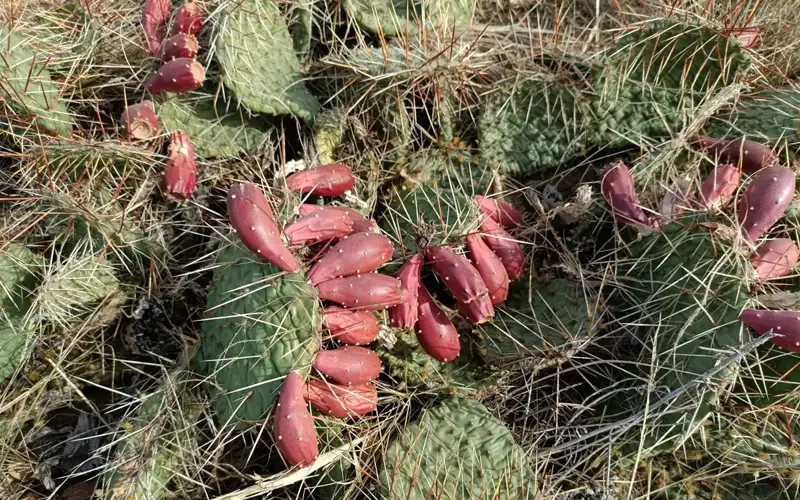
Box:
120;100;160;141
163;131;197;200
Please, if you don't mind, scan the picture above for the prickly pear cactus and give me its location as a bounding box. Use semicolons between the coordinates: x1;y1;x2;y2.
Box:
216;0;319;121
477;278;600;368
380;397;537;499
478;81;587;176
343;0;475;37
158;96;270;159
0;244;41;383
590;20;750;148
608;217;749;459
704;87;800;155
193;244;320;426
0;28;74;137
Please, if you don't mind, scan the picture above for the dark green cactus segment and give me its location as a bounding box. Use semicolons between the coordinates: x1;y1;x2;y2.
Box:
478;81;587;176
158;96;270;159
477;278;600;367
193;244;320;426
380;397;537;499
738;344;800;405
343;0;474;37
0;28;74;137
609;217;749;458
704;88;800;155
590;20;750;148
0;244;41;384
216;0;319;121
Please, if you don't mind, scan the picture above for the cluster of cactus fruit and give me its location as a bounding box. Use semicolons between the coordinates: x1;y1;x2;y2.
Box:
212;161;526;466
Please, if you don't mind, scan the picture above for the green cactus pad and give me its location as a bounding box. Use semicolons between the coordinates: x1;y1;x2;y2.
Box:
477;278;599;368
216;0;319;121
0;28;74;137
589;20;750;148
478;81;587;176
704;87;800;156
193;244;320;426
343;0;475;37
380;397;537;499
0;244;41;384
158;96;270;159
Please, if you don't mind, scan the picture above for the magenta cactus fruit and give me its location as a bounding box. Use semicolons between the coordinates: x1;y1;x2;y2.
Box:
313;346;382;386
700;164;740;209
273;372;319;466
307;233;393;285
479;217;525;280
303;380;378;418
415;284;461;362
425;245;488;304
465;234;509;305
163;131;197;200
146;58;205;94
751;239;800;281
316;273;402;310
284;210;355;247
473;195;523;228
170;1;204;36
286;164;355;197
736;165;796;242
322;306;380;345
298;204;378;233
120;100;160;141
158;33;199;61
601;161;651;228
457;293;495;325
142;0;171;54
388;254;422;329
227;183;298;273
695;137;778;174
740;309;800;352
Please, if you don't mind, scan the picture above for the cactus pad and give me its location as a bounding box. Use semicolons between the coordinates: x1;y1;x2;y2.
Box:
380;397;537;499
193;244;320;426
343;0;475;37
158;96;270;159
216;0;319;121
0;244;41;383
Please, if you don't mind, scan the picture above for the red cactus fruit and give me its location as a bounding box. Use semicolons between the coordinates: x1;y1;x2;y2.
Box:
425;245;489;304
227;183;298;273
473;195;523;228
316;273;402;310
601;162;651;228
722;26;762;48
751;239;800;281
120;100;160;140
298;204;378;233
303;380;378;418
323;306;379;345
465;234;508;305
479;217;525;281
273;372;319;466
307;233;393;285
694;137;778;174
389;254;422;329
163;131;197;200
284;210;355;247
286;164;355;197
146;58;205;94
736;166;796;242
170;1;204;36
158;33;199;61
415;284;461;362
313;346;382;386
457;293;495;325
142;0;171;55
700;164;740;209
740;309;800;352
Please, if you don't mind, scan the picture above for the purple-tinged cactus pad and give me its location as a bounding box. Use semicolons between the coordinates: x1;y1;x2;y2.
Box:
322;306;379;345
425;246;488;304
415;284;461;362
737;166;796;242
466;234;509;305
284;209;355;247
740;309;800;352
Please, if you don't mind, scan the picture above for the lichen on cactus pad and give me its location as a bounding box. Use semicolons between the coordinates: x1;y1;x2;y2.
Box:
216;0;319;121
0;28;74;137
478;80;587;176
193;244;320;426
477;278;600;368
380;397;537;499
